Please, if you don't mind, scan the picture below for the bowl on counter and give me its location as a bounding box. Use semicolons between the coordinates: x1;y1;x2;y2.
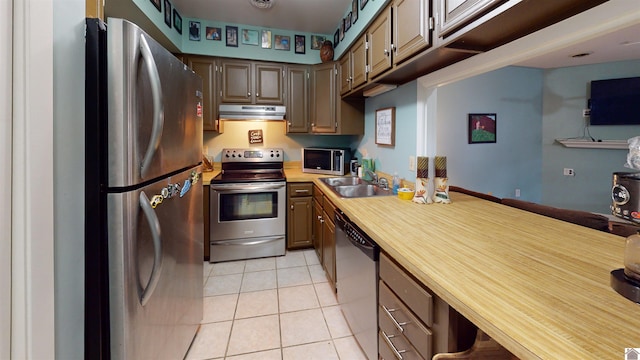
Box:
397;188;414;200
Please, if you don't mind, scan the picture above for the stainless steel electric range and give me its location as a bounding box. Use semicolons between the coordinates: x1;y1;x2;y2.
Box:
209;148;286;262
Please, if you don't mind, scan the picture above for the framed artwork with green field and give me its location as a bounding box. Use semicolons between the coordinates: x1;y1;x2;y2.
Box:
468;113;496;144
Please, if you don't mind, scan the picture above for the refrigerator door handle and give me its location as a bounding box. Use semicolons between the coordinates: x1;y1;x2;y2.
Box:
138;34;164;180
138;191;164;306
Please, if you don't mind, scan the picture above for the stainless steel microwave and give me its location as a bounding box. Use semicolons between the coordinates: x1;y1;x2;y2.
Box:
302;147;352;176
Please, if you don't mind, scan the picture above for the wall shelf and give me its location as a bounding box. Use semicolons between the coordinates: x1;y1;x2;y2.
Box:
556;139;628;149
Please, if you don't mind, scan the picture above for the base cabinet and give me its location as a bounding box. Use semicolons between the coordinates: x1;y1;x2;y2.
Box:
287;183;313;249
379;253;476;359
203;184;210;261
312;185;337;291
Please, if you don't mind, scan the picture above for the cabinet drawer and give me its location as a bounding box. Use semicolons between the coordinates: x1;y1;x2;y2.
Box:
379;330;425;360
380;281;433;359
380;253;433;326
288;183;313;197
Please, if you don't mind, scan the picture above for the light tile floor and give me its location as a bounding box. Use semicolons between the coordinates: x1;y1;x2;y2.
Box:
185;249;368;360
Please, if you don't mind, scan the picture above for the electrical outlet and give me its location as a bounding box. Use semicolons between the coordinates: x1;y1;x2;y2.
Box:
563;168;575;176
409;156;415;171
583;109;591;117
515;189;521;197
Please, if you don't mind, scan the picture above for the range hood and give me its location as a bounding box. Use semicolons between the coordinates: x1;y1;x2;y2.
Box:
219;104;286;120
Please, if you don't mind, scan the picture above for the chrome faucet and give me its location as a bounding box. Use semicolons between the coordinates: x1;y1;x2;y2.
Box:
364;169;378;184
378;177;389;190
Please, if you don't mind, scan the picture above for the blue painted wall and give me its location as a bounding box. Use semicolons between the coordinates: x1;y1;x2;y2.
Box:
433;66;544;201
355;81;418;181
542;59;640;213
132;0;389;64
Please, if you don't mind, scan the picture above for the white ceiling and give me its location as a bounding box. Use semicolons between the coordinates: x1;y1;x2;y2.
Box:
169;0;640;69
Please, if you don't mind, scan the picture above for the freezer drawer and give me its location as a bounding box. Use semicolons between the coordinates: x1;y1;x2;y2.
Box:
107;167;203;360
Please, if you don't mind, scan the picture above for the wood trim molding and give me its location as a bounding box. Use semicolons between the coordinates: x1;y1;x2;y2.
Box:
0;0;12;357
86;0;103;20
11;0;55;358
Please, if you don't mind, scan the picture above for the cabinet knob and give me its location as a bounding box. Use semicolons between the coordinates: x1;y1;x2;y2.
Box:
390;44;396;51
290;204;294;210
256;93;260;97
384;49;389;56
247;92;251;97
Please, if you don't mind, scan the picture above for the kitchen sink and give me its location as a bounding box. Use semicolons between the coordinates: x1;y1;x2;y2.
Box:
320;177;393;198
320;176;365;186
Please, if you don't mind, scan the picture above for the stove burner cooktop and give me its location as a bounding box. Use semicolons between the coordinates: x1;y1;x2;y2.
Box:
211;147;285;184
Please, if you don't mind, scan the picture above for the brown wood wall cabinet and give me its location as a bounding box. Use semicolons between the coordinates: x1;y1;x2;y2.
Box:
286;183;314;249
339;0;606;94
312;185;337;292
220;59;284;105
339;34;368;96
285;65;310;133
186;56;220;131
310;62;364;135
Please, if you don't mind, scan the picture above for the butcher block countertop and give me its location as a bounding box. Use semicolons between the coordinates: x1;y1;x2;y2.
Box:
306;176;640;360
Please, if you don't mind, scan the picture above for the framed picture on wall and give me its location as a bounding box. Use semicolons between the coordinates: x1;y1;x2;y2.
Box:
189;21;201;41
261;30;272;48
295;35;305;54
242;29;259;45
226;26;238;47
375;107;396;146
206;27;221;40
150;0;161;12
468;113;497;144
163;0;172;27
173;9;182;34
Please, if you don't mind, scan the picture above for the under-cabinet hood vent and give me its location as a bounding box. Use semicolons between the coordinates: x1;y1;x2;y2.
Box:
219;104;286;120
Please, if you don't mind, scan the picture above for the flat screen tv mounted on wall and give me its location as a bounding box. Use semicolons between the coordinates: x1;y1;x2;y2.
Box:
589;76;640;125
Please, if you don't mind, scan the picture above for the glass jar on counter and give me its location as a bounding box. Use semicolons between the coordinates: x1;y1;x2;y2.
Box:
624;232;640;282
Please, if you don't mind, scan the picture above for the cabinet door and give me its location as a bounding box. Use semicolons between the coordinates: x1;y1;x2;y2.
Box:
221;59;252;103
368;5;392;80
350;34;368;88
322;209;336;291
255;63;284;104
286;65;309;133
203;184;210;261
338;52;352;96
287;196;313;249
312;198;323;264
187;56;219;131
310;62;337;133
439;0;502;37
393;0;431;65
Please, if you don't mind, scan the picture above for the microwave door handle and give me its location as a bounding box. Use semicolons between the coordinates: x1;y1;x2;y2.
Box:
138;34;164;180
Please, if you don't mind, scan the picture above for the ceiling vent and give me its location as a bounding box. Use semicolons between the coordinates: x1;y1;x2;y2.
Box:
250;0;274;9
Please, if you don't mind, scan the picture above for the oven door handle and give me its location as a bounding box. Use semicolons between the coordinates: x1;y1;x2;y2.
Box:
215;236;285;246
210;184;286;192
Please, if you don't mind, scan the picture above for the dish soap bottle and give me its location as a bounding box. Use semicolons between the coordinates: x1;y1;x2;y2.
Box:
392;172;400;195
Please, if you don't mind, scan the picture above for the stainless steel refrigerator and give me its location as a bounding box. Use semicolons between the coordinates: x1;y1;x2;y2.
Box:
85;18;203;359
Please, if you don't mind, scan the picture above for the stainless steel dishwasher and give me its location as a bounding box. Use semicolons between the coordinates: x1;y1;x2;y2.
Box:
335;211;379;360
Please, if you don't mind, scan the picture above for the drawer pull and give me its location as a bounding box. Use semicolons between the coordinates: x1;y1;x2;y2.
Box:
382;305;409;333
295;189;310;193
382;330;407;360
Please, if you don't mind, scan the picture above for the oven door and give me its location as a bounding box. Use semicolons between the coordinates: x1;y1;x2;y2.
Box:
210;182;286;241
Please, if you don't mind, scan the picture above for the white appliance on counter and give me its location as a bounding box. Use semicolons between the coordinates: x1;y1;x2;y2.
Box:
85;18;203;359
